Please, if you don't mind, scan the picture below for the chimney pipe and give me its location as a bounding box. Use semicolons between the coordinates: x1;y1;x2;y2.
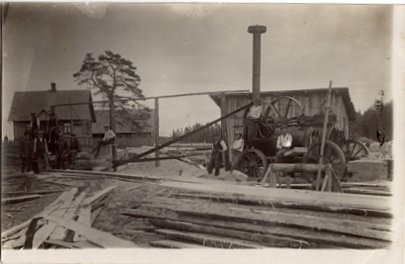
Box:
248;25;266;101
51;82;56;92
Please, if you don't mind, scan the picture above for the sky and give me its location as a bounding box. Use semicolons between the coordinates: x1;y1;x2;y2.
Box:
2;3;395;138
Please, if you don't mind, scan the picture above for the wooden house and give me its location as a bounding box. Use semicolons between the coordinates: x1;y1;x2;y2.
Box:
209;87;356;147
8;83;96;140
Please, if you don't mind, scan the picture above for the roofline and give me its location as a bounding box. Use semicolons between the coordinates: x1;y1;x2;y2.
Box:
209;87;356;121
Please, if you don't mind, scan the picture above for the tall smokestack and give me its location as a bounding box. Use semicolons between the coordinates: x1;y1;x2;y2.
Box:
248;25;266;101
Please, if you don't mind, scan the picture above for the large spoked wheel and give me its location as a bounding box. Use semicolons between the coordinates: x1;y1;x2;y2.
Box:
341;139;370;161
238;149;268;181
304;140;346;191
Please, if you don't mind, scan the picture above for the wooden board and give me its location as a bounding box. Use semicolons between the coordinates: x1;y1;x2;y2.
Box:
31;188;80;248
1;195;41;205
151;219;309;248
1;188;79;248
123;209;389;249
45;215;137;248
82;186;117;205
49;190;88;240
160;181;391;216
48;169;162;182
142;197;391;241
150;239;207;248
155;228;262;249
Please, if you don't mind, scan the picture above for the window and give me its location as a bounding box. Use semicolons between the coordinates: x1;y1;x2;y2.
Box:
63;123;71;134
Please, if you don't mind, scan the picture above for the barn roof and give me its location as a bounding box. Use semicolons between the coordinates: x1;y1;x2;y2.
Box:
92;109;154;134
8;89;96;122
209;87;356;120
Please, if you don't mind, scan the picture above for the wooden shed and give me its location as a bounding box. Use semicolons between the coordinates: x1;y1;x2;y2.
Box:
210;87;356;148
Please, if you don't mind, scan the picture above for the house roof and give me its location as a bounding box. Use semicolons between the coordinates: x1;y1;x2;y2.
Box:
92;109;154;134
209;87;356;120
8;89;96;122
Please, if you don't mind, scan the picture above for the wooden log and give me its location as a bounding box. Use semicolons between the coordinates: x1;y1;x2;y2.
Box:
1;195;41;205
150;219;309;248
142;197;391;241
150;239;207;248
43;239;102;248
123;209;389;248
160;181;391;217
155;228;261;249
44;215;137;248
73;206;92;242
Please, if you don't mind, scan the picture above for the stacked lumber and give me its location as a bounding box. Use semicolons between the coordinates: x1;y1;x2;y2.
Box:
347;159;388;182
122;181;392;249
2;186;137;249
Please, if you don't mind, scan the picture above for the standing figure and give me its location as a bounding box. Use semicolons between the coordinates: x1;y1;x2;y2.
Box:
68;133;81;168
207;133;228;176
33;130;50;172
30;112;39;140
19;131;33;172
47;113;59;154
90;125;116;157
275;125;293;163
56;136;70;169
245;98;263;144
230;133;244;172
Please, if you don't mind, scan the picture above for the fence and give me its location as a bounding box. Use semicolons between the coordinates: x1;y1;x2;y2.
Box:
77;136;153;148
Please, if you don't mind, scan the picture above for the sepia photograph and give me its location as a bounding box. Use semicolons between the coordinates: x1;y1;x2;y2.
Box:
1;2;404;263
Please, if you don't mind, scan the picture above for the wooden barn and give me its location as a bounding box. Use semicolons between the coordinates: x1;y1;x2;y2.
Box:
8;83;96;140
209;87;356;148
92;108;155;147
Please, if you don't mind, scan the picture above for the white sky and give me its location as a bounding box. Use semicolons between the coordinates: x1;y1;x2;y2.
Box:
3;3;395;138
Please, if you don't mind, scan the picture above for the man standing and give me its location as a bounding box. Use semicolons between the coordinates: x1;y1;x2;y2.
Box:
33;130;50;172
47;113;59;155
230;133;244;172
275;125;293;163
68;133;81;168
245;98;263;144
56;135;69;169
30;112;39;140
20;131;33;172
207;133;228;176
91;125;116;157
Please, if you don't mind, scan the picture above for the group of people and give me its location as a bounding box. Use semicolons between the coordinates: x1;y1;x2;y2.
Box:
19;112;81;173
206;98;293;177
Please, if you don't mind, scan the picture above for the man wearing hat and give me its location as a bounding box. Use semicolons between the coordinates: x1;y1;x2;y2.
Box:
33;130;50;172
91;125;116;157
207;132;228;176
275;125;293;163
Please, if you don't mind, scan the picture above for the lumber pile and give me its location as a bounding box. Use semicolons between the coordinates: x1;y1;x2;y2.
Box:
122;180;392;249
347;159;388;182
2;186;137;249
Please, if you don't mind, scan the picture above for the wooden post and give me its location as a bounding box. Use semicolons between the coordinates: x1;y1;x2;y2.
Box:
315;81;333;190
220;93;229;169
154;98;160;167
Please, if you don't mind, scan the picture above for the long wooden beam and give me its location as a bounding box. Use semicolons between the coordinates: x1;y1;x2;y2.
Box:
51;89;249;107
112;102;253;168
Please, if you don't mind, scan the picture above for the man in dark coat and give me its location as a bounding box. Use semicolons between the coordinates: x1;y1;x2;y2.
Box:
68;133;81;168
207;133;228;176
47;113;59;154
33;130;50;172
56;136;70;169
20;131;33;172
